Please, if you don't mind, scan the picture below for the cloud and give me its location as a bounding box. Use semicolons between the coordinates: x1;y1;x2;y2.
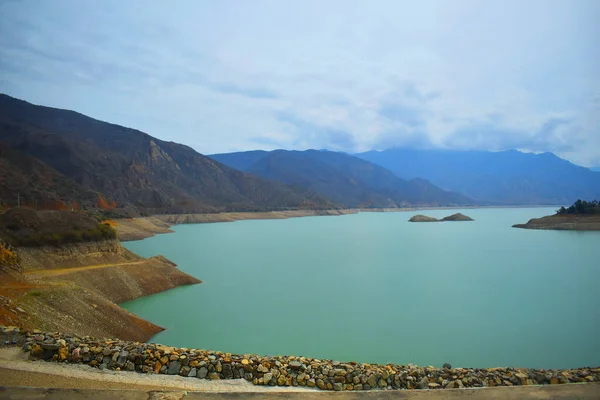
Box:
0;0;599;166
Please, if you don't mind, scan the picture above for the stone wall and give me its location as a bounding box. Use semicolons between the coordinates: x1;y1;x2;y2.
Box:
4;326;599;391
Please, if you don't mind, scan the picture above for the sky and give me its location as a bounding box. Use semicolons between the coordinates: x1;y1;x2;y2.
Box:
1;0;599;166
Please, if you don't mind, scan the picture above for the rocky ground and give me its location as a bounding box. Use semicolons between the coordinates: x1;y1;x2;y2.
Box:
3;326;599;392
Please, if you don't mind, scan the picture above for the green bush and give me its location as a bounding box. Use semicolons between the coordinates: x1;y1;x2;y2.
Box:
8;223;116;247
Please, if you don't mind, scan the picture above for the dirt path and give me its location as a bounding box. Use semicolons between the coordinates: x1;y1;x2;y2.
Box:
23;261;147;277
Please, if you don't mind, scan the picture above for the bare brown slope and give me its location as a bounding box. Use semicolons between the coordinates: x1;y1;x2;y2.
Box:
0;208;200;341
1;241;200;341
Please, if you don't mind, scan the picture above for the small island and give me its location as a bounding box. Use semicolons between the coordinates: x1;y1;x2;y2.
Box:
442;213;474;221
409;214;440;222
513;199;600;231
409;213;474;222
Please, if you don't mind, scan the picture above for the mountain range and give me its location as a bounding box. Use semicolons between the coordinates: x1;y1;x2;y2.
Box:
0;94;333;214
209;150;474;208
1;93;597;213
356;149;600;205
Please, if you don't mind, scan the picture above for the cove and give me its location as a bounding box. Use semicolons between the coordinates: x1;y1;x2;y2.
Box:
121;208;600;369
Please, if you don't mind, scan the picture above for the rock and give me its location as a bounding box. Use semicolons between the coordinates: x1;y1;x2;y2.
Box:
354;384;363;390
289;360;303;369
222;363;233;379
333;382;343;391
257;364;268;373
317;379;326;390
58;347;68;361
208;372;221;380
216;361;222;373
443;363;452;369
41;343;60;351
198;367;208;379
116;351;128;367
263;373;273;384
417;377;429;389
30;344;44;358
367;374;378;387
167;361;181;375
409;214;439;222
71;348;80;362
428;382;440;388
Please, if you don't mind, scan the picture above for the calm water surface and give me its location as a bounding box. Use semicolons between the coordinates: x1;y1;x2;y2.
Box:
122;208;600;369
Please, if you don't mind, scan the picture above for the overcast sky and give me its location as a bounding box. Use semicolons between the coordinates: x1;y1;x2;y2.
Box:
1;0;599;166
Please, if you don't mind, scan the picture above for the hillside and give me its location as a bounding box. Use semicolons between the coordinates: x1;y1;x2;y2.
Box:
210;150;474;208
0;94;334;214
0;208;200;341
356;148;600;205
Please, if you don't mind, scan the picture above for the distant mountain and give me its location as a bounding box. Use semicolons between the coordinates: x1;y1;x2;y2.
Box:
356;148;600;205
210;150;474;208
0;94;334;214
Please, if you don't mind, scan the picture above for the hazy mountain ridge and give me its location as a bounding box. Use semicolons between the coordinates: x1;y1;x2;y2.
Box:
356;148;600;205
0;94;334;213
210;150;475;208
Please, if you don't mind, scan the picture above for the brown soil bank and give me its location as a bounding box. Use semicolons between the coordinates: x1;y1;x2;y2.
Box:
117;209;357;241
0;209;200;342
1;240;200;341
513;214;600;231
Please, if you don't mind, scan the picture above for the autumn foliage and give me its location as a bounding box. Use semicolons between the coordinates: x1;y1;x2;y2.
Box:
101;219;119;227
97;195;116;210
0;240;18;265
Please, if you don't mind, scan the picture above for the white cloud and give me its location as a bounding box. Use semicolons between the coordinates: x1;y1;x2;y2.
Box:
1;0;599;165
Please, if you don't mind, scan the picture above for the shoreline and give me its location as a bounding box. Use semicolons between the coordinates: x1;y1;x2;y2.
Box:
513;214;600;231
3;327;599;392
116;205;560;241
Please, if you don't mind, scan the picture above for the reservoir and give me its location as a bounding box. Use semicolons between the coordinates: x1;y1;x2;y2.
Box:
122;207;600;369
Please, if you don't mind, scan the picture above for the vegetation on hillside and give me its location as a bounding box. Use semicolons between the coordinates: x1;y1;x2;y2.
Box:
557;200;600;215
0;239;18;265
0;207;117;247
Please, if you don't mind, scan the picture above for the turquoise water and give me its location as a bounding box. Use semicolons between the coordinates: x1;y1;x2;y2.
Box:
122;208;600;369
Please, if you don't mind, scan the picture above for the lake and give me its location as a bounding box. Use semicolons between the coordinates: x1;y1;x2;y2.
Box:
122;207;600;369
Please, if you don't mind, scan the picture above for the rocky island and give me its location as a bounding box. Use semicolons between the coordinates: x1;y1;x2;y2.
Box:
409;213;474;222
408;214;440;222
441;213;474;221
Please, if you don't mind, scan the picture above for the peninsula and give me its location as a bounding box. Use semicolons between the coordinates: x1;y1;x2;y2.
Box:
513;200;600;231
